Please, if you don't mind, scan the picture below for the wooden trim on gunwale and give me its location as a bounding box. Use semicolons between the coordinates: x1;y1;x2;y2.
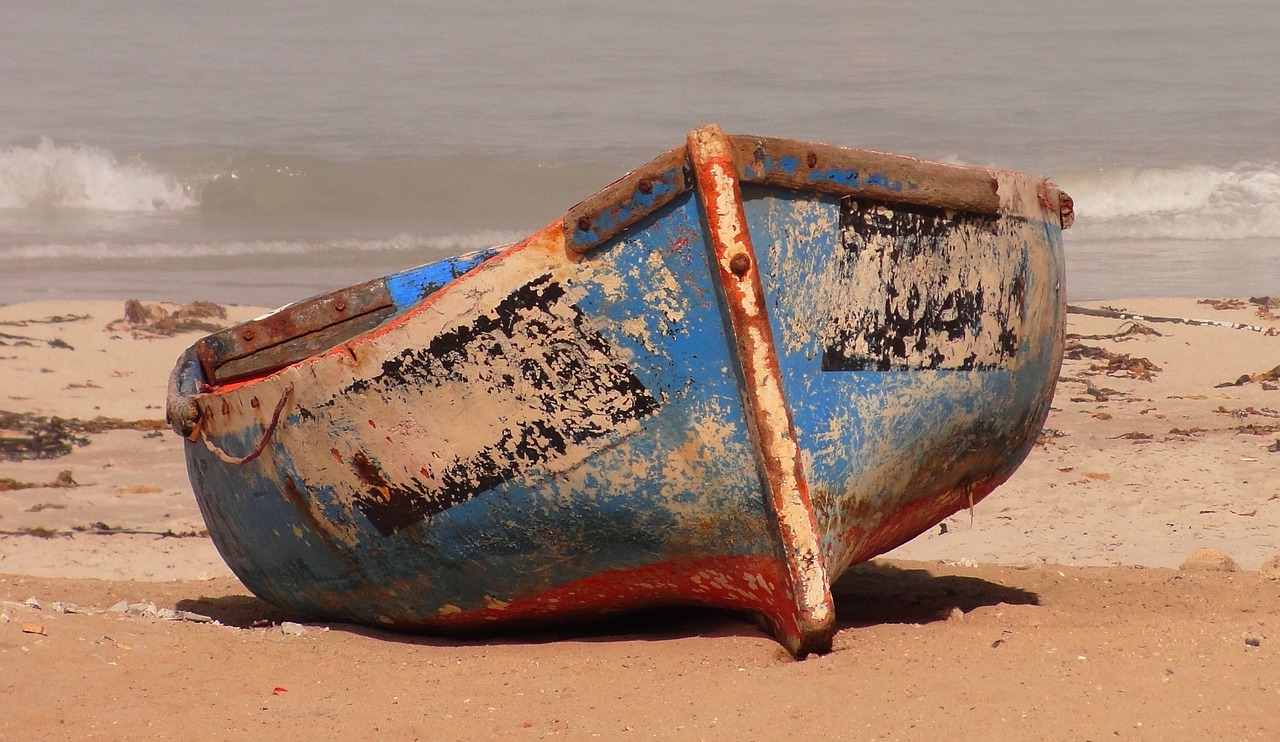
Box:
729;135;1001;215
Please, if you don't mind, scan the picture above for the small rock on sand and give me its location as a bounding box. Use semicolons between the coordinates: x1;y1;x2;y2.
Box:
1179;548;1239;572
280;622;308;637
1259;555;1280;580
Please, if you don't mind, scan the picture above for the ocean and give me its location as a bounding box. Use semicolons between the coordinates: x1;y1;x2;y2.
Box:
3;0;1278;307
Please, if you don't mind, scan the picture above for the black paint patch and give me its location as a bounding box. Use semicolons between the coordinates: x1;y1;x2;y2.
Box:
340;274;659;535
822;199;1026;372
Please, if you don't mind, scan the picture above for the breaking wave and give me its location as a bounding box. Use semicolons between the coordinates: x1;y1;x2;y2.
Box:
1;139;618;244
7;139;1280;254
0;138;195;211
1060;162;1280;241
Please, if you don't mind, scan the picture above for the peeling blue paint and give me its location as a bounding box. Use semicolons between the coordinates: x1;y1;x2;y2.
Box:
567;166;684;250
742;153;916;196
742;185;1063;566
386;246;504;309
189;192;782;621
813;168;861;188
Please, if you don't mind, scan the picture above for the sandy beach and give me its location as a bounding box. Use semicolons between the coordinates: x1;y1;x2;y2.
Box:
2;296;1278;740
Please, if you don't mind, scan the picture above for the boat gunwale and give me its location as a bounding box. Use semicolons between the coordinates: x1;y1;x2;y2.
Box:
178;129;1070;399
561;133;1033;255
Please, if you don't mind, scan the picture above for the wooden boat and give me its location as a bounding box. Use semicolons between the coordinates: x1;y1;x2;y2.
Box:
167;125;1072;657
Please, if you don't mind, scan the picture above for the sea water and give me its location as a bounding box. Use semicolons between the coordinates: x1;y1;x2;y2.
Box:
3;0;1278;306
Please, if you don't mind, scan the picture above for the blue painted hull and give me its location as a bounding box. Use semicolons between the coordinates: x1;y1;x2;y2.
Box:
168;127;1070;656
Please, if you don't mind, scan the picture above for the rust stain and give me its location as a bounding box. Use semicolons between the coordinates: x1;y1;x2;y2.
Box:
280;474;349;556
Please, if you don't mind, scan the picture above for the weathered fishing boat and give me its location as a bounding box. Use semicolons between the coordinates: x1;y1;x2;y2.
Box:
168;125;1072;657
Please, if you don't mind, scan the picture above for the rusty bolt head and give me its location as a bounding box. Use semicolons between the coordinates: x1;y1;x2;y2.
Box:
729;253;751;276
1059;192;1076;230
241;328;255;341
637;178;653;195
334;300;347;312
576;216;592;233
806;152;817;169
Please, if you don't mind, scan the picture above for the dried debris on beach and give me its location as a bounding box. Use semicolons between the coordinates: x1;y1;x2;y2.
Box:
1199;295;1280;321
1063;341;1162;381
1216;364;1280;390
0;410;165;462
106;300;230;338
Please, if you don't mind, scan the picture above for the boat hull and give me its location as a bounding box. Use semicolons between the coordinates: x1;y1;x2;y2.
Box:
169;126;1069;656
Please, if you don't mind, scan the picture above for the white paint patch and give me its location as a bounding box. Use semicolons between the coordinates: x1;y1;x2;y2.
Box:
841;205;1025;369
994;171;1049;219
708;162;759;317
745;325;832;621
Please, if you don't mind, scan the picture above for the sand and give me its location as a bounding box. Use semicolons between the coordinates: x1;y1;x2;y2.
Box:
2;297;1279;740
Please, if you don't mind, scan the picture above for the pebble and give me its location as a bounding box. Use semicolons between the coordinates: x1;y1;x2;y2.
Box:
947;607;965;622
280;621;308;637
107;601;214;624
1178;548;1238;572
1259;555;1280;581
127;601;159;617
52;601;99;615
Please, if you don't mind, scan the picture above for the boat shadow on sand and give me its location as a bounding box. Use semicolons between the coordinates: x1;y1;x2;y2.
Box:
176;562;1038;653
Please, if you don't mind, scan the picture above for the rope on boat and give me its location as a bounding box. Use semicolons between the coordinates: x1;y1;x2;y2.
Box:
1067;305;1279;335
193;383;294;466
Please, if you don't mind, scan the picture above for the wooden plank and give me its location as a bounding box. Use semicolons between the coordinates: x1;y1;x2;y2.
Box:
211;306;397;384
563;147;690;253
197;279;393;383
729;135;1002;214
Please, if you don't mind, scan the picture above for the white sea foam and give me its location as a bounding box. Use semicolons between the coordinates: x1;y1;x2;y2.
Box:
0;139;195;211
1061;163;1280;241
